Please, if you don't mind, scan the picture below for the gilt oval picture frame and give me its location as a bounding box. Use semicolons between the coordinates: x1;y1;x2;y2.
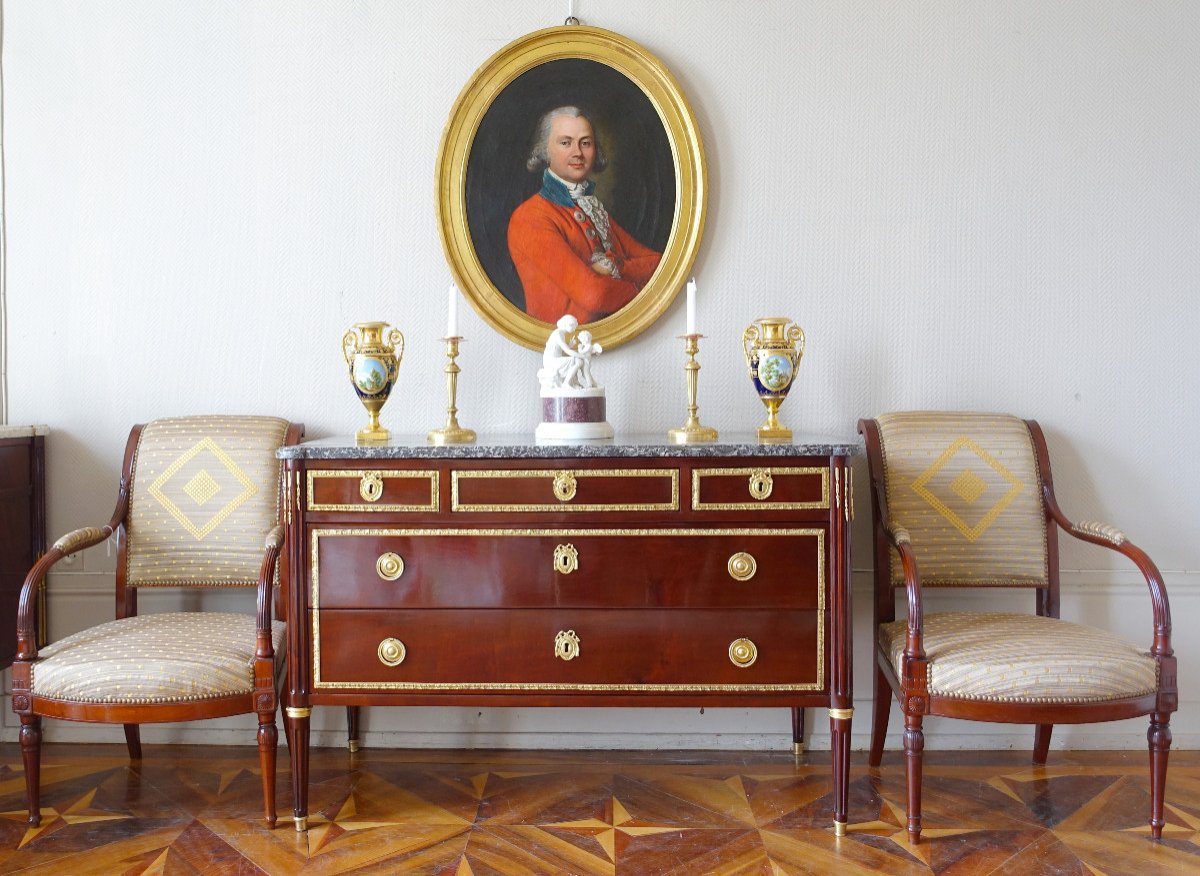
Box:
437;26;707;351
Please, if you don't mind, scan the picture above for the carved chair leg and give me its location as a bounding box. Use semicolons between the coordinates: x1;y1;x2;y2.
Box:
903;714;925;844
347;706;360;753
19;715;42;826
869;659;891;767
258;720;278;829
124;724;142;761
1148;713;1172;839
791;707;805;754
1033;724;1053;764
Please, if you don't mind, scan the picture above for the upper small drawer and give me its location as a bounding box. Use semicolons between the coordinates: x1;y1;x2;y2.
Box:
307;469;439;512
692;466;828;511
452;468;678;513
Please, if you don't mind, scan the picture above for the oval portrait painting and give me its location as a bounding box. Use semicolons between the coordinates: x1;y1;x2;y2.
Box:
437;27;706;351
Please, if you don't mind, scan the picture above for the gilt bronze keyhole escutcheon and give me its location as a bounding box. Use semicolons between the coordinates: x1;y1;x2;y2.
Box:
553;543;579;575
554;629;581;661
748;469;773;500
553;471;578;502
360;472;384;502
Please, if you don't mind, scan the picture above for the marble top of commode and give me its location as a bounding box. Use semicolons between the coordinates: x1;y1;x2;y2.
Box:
0;425;48;438
277;433;860;460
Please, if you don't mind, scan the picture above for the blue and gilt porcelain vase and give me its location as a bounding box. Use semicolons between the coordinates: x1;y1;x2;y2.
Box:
742;317;805;443
342;321;405;443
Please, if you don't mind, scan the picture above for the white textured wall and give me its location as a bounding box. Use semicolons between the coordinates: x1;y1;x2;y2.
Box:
2;1;1197;750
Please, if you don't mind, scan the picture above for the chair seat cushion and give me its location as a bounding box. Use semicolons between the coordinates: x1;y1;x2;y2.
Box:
878;612;1158;704
30;612;285;705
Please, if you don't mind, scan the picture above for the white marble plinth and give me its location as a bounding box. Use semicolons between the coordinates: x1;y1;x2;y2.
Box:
534;421;615;444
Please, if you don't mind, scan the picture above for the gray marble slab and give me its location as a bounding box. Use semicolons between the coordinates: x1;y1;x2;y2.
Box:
0;425;48;438
278;432;860;459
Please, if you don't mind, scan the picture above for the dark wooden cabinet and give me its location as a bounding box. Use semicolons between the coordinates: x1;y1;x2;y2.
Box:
0;429;47;669
280;436;855;833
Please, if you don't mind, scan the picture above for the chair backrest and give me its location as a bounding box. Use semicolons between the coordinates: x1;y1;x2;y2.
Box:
123;415;291;588
872;411;1049;588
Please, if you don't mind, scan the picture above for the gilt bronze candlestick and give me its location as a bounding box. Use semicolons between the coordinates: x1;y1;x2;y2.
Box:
427;336;476;445
668;334;718;444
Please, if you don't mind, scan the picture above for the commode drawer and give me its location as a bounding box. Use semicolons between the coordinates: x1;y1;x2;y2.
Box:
313;608;823;690
451;468;678;512
310;527;825;611
692;466;828;511
307;469;438;512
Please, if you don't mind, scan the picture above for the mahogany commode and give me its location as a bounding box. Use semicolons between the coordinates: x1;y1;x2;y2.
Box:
0;426;46;670
278;435;856;832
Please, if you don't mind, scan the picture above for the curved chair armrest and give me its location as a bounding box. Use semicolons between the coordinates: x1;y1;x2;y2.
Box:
1046;497;1172;659
255;526;286;659
16;524;115;661
1071;520;1126;546
52;526;111;555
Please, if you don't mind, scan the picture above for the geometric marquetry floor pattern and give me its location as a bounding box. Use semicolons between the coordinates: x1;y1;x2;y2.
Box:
0;745;1197;874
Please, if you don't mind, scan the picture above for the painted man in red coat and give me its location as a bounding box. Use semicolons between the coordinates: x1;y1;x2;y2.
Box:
508;107;661;324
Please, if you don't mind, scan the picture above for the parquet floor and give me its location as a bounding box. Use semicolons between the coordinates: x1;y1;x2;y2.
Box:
0;744;1196;874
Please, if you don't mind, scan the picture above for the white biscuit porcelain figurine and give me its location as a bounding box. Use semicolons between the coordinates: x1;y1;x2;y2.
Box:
535;315;614;443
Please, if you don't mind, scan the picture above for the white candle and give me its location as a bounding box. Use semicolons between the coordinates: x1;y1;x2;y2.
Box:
685;278;697;335
447;283;459;337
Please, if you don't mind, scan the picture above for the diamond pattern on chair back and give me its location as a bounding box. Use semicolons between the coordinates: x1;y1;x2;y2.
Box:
125;416;290;587
875;412;1049;588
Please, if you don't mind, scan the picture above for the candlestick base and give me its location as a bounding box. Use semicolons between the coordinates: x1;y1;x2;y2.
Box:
668;423;718;444
427;424;476;445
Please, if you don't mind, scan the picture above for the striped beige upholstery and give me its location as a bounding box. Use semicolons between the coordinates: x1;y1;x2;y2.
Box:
30;613;285;704
126;416;290;587
879;612;1157;704
875;412;1048;588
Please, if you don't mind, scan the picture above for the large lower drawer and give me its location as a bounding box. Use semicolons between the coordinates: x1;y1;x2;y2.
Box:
310;528;825;610
313;608;823;690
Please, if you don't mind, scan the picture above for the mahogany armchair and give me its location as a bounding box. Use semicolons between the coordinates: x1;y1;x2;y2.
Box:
11;415;303;828
859;412;1176;843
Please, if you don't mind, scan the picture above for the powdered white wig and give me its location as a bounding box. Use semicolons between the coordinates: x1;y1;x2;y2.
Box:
526;106;609;173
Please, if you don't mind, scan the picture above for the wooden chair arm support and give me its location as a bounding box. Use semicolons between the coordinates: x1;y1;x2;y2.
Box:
254;530;284;661
884;525;926;663
16;524;115;661
898;549;927;663
1045;491;1172;658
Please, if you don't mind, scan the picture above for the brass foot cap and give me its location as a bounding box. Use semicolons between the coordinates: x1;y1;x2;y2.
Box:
833;820;847;837
792;742;805;755
757;426;793;444
294;816;308;832
348;740;360;753
355;428;391;445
